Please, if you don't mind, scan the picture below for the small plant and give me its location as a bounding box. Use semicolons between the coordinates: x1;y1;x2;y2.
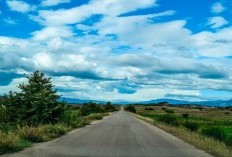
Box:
164;109;174;114
18;126;45;142
124;105;136;113
144;107;154;111
183;121;199;132
182;113;189;118
224;112;229;115
0;131;28;154
201;127;226;141
157;114;179;126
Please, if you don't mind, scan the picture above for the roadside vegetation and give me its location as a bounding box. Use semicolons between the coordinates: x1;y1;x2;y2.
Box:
0;71;117;155
135;104;232;157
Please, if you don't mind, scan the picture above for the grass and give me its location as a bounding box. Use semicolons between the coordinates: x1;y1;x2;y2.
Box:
0;110;109;155
0;131;31;155
135;105;232;157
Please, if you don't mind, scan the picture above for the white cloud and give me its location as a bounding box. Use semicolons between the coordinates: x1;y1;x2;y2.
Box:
41;0;71;6
207;16;228;29
34;0;156;26
211;2;225;14
32;26;74;40
7;0;34;13
3;18;16;25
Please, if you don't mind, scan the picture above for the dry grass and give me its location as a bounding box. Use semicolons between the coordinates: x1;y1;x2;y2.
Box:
0;131;30;155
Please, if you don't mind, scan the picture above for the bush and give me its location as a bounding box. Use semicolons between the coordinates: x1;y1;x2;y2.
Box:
80;102;104;116
201;127;226;141
164;109;174;114
157;114;179;126
124;105;136;113
0;131;28;154
103;102;117;112
182;113;189;118
18;126;45;142
144;107;154;111
40;124;68;138
183;121;199;132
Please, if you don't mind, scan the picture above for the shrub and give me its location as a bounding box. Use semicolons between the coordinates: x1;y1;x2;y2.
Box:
124;105;136;113
80;102;104;116
18;126;45;142
144;107;154;111
183;121;199;132
103;102;117;112
0;131;28;154
201;127;226;141
164;109;174;114
157;114;179;126
182;113;189;118
40;124;68;138
224;112;229;115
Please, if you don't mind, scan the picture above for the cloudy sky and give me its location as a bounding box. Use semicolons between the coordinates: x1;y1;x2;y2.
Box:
1;0;232;102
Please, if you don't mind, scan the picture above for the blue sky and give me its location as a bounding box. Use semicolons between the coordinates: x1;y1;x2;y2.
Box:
1;0;232;102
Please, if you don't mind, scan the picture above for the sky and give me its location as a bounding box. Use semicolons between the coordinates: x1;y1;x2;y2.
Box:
1;0;232;102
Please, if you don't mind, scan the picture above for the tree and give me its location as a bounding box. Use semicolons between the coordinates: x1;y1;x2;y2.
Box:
4;71;65;125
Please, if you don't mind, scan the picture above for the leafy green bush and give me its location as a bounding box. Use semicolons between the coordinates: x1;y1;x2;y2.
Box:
80;102;104;116
124;105;136;113
103;102;117;112
157;114;179;126
183;121;199;132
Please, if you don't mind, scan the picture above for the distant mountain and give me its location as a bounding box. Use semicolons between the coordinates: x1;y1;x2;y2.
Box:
138;99;190;105
138;99;232;107
60;97;105;104
58;97;232;107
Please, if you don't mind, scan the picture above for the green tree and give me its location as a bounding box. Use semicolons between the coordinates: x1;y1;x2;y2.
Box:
4;71;65;125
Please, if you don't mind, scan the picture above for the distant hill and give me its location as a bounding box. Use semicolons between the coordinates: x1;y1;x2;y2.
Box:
60;97;105;104
34;96;232;107
138;99;232;107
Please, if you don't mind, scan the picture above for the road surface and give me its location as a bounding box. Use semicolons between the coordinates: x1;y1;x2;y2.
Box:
2;110;212;157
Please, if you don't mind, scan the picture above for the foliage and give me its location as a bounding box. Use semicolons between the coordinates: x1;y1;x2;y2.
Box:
144;107;154;111
183;121;199;132
201;127;232;146
3;71;66;125
157;114;179;126
182;113;189;118
80;102;105;116
0;131;29;154
103;102;117;112
124;105;136;113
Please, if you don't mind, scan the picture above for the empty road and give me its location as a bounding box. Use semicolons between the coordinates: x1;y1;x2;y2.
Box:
2;110;212;157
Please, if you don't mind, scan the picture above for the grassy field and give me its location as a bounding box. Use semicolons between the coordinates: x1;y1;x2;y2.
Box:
135;105;232;157
0;106;110;155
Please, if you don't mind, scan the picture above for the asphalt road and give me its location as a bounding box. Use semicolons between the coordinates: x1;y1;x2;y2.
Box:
2;110;212;157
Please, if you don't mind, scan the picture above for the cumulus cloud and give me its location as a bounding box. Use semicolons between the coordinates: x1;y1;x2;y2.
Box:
207;16;228;29
33;0;156;26
7;0;34;13
2;0;232;101
211;2;225;14
41;0;71;6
